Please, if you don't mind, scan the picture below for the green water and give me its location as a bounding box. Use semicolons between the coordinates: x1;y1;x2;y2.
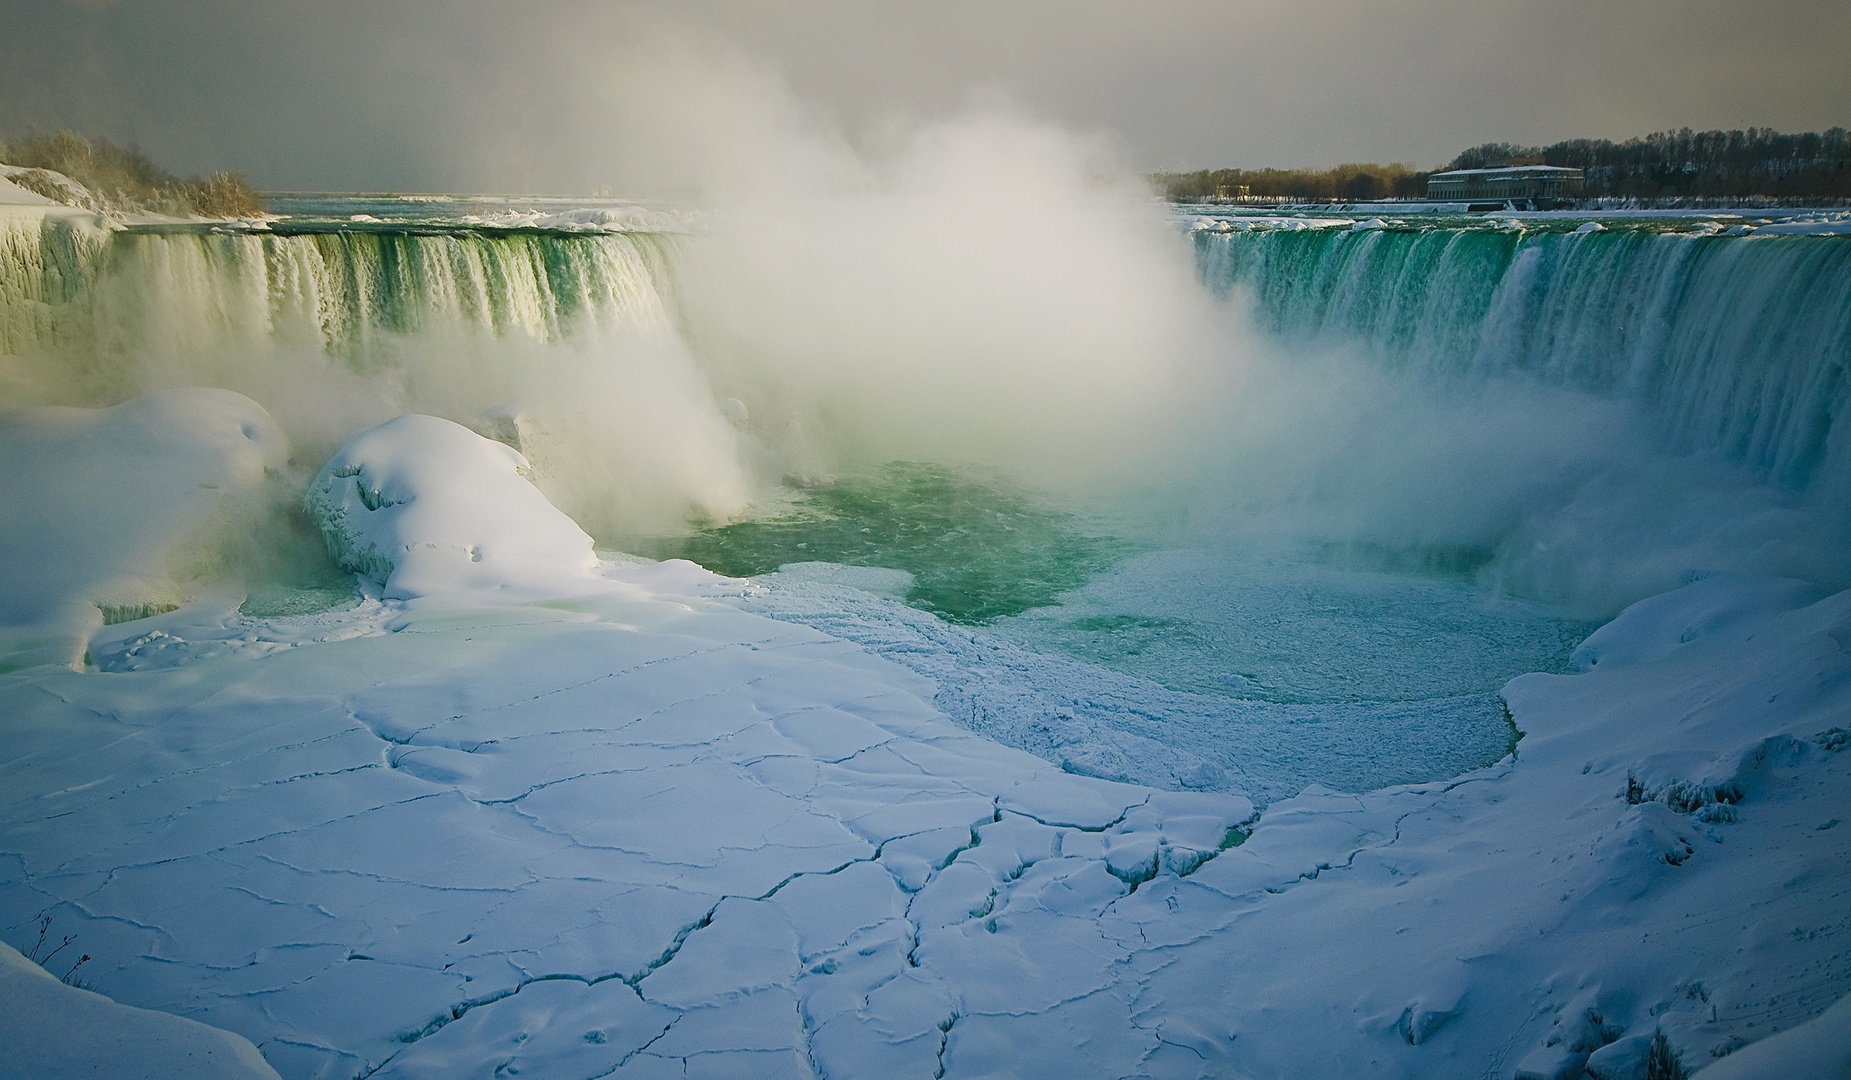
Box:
645;462;1126;624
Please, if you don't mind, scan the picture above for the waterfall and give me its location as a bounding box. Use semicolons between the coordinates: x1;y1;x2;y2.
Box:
5;212;1847;596
2;220;683;376
0;218;746;539
1196;226;1851;500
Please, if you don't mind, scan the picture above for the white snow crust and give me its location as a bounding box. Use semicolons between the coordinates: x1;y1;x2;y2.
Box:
2;405;1849;1079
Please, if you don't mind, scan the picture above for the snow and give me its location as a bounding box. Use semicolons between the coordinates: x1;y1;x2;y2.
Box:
0;172;60;207
0;164;112;216
1746;211;1851;235
303;414;600;601
0;388;288;671
1184;214;1351;232
1;940;282;1080
3;400;1850;1078
454;206;692;233
1689;990;1851;1078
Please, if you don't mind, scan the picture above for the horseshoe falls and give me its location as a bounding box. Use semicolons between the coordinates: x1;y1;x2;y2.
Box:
3;190;1851;1080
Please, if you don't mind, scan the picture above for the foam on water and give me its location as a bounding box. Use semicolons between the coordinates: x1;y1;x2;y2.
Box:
992;546;1596;705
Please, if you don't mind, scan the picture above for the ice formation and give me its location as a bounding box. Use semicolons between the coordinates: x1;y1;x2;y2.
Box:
0;388;287;670
303;414;600;600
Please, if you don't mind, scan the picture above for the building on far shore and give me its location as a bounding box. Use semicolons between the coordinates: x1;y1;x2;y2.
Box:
1425;165;1584;208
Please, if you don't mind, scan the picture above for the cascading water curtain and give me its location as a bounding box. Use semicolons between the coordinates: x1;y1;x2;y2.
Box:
1197;227;1851;500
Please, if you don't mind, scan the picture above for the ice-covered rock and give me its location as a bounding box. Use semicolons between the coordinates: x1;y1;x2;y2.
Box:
304;414;600;600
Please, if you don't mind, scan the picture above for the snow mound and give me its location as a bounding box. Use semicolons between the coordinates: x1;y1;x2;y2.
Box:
0;389;287;670
1;941;281;1080
0;170;61;207
304;414;600;600
1691;990;1851;1078
1568;574;1827;672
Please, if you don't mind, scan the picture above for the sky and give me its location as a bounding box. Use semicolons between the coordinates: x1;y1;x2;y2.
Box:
2;0;1847;192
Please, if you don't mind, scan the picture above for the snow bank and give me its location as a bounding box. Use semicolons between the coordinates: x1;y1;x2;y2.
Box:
1691;990;1851;1078
0;389;287;670
0;164;114;218
303;414;600;601
0;941;281;1080
1748;211;1851;235
0;171;60;207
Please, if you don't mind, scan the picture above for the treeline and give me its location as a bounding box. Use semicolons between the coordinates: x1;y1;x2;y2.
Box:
1160;127;1851;202
1450;127;1851;199
1155;163;1427;202
0;129;264;217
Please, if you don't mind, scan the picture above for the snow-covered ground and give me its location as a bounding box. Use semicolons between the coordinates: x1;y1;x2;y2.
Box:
2;394;1848;1079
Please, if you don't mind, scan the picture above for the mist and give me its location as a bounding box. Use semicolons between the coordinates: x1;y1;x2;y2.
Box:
1181;333;1851;617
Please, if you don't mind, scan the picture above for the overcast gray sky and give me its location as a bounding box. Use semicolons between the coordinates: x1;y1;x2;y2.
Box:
2;0;1847;192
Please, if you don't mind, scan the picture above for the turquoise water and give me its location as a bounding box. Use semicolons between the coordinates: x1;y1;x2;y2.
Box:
650;462;1596;705
644;462;1126;624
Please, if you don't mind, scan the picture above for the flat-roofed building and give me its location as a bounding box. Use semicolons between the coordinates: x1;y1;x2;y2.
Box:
1426;165;1584;206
